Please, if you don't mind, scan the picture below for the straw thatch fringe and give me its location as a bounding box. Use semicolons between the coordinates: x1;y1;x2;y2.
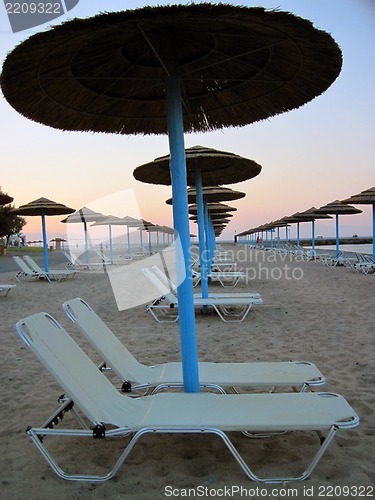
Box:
1;3;342;136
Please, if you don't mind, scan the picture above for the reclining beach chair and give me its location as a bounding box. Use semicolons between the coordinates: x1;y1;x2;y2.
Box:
13;255;43;282
153;266;261;301
63;251;104;271
23;256;78;282
353;254;375;274
16;311;359;484
62;297;325;393
63;251;88;270
191;268;246;287
143;268;262;323
95;249;132;265
0;284;15;297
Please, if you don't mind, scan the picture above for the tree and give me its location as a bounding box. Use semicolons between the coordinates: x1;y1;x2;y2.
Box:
0;203;26;247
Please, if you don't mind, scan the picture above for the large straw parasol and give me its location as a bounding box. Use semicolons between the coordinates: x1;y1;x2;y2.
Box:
315;200;362;258
134;145;262;185
0;192;13;205
342;187;375;259
12;197;75;271
61;206;108;265
1;3;342;393
289;208;332;257
91;215;124;263
166;186;246;205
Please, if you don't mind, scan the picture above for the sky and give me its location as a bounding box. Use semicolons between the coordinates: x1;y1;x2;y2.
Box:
0;0;374;245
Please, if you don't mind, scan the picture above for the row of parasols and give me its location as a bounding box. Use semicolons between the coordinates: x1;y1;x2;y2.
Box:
6;144;261;271
237;187;375;260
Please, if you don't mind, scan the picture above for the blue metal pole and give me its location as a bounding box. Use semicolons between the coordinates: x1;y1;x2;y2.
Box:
148;230;152;254
297;222;300;250
109;224;113;263
195;169;208;299
139;228;143;252
285;225;288;250
373;204;375;261
335;214;340;258
83;220;89;266
127;225;131;257
277;227;280;250
41;214;49;272
311;220;315;258
165;74;199;393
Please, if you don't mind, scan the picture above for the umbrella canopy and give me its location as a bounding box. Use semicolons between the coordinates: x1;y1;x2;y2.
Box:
342;187;375;259
61;206;108;265
1;3;342;394
134;145;262;185
315;200;362;258
91;215;124;263
189;203;237;215
1;4;342;134
166;186;246;205
0;192;14;205
288;207;332;257
12;197;75;271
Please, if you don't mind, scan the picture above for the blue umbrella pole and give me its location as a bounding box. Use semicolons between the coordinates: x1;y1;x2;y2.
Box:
41;214;49;272
109;225;113;263
127;226;131;257
139;229;143;252
148;231;152;254
84;221;89;266
372;204;375;260
165;74;199;393
195;169;208;299
335;214;340;259
297;222;300;250
311;220;316;258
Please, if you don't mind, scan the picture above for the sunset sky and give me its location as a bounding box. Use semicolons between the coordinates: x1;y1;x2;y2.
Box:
1;0;374;245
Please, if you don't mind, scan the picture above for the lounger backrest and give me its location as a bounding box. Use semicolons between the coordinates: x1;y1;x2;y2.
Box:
13;256;34;274
152;266;178;292
23;255;44;273
142;268;177;304
62;298;148;382
16;312;141;428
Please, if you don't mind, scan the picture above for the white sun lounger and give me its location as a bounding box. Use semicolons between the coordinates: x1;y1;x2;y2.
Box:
191;268;246;287
62;297;325;393
153;266;261;301
13;256;43;282
16;311;359;484
23;256;78;282
0;284;16;297
143;268;262;323
63;251;104;271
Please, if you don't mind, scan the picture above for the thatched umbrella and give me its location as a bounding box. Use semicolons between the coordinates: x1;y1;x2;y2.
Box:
0;192;13;205
290;208;332;257
61;206;108;265
342;187;375;259
315;200;362;258
1;3;342;393
91;215;124;263
12;197;75;271
93;215;147;257
166;186;246;205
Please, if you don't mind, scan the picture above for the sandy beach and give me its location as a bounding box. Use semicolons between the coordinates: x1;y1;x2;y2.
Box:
0;245;374;499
